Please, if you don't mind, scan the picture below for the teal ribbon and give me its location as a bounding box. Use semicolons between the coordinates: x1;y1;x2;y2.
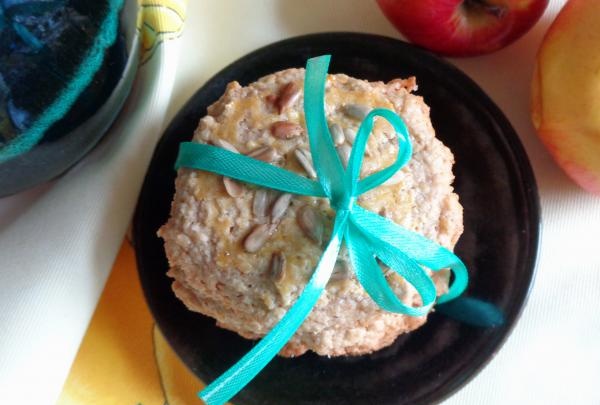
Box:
175;55;469;405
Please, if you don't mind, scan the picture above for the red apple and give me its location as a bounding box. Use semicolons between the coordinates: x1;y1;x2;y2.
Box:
376;0;548;57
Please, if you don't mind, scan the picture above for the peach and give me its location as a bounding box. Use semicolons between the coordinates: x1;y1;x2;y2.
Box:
531;0;600;195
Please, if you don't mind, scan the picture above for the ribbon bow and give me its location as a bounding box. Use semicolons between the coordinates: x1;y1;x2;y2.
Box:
175;55;469;405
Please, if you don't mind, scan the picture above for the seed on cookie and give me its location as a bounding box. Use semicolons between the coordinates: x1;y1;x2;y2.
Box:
223;177;244;197
343;103;371;120
328;122;345;145
344;127;357;144
271;193;293;223
248;146;279;162
276;82;301;113
269;252;286;284
271;121;303;139
294;148;317;179
213;138;239;153
336;144;352;168
243;224;273;253
253;189;270;221
297;205;324;245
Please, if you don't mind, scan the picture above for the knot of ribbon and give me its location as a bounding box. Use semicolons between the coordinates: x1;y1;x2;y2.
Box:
175;55;469;405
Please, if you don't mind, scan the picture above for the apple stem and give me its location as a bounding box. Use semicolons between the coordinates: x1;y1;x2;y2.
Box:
463;0;508;19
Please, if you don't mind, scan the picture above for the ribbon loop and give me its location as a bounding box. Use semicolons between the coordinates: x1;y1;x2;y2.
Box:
345;108;413;196
345;222;435;317
351;205;468;303
304;55;345;201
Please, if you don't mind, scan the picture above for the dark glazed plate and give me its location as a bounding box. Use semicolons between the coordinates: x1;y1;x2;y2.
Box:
133;33;540;405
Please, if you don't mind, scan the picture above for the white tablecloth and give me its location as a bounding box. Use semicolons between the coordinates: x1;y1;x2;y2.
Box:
1;1;599;404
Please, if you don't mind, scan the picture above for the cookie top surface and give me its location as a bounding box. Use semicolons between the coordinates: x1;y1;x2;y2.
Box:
158;67;463;356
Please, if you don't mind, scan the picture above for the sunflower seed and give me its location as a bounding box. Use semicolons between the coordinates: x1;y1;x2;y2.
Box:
269;252;286;283
213;138;239;153
297;205;324;245
248;146;279;162
253;189;269;221
276;82;301;113
343;104;370;120
271;121;303;139
336;144;351;168
302;148;314;162
243;224;273;253
265;93;277;106
343;127;357;144
294;149;316;179
271;193;293;223
328;122;345;145
223;177;244;197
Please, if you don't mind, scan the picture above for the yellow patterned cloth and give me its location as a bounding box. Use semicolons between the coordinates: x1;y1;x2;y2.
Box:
56;242;214;405
139;0;187;63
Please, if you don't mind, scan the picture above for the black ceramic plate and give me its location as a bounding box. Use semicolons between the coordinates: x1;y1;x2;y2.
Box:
133;33;540;405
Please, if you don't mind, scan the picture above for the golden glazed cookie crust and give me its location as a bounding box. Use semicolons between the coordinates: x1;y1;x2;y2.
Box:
158;68;463;357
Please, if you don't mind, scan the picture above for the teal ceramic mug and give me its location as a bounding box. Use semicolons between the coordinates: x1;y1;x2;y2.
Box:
0;0;140;196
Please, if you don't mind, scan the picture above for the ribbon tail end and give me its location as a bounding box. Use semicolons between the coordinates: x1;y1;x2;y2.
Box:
436;297;505;328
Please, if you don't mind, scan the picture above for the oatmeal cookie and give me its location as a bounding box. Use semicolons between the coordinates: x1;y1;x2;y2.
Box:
158;68;463;357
